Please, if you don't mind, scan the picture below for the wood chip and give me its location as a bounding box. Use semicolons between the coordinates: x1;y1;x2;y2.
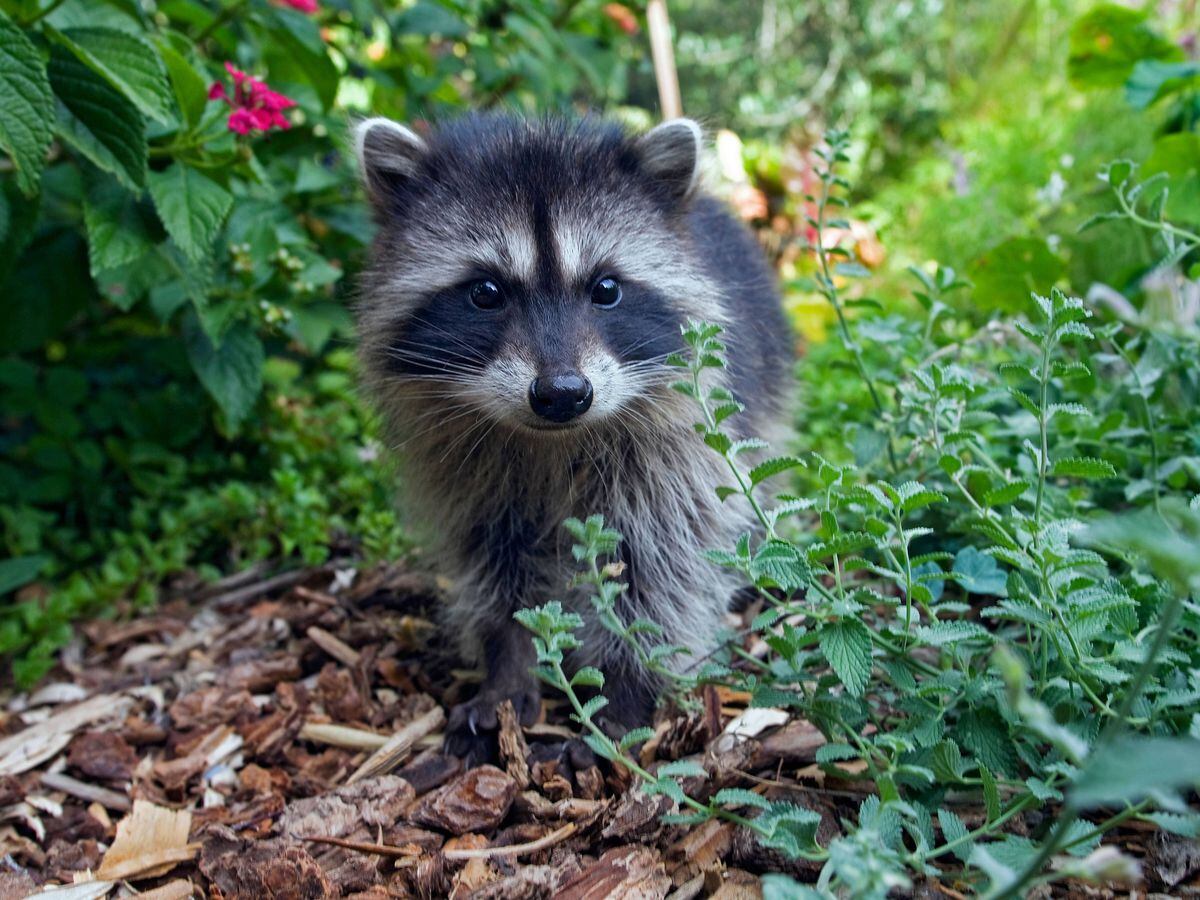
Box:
39;771;131;812
556;845;672;900
306;626;361;667
299;721;388;751
496;700;531;790
278;775;414;839
130;879;194;900
347;706;445;783
97;799;195;881
0;694;132;776
410;765;517;835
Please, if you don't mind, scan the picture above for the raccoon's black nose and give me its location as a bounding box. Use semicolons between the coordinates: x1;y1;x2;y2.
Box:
529;374;593;423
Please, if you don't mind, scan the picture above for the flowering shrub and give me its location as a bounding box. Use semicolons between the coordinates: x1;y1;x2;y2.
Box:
0;0;642;682
208;62;295;134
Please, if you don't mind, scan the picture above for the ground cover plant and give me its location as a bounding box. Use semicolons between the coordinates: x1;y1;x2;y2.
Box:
1;0;1198;896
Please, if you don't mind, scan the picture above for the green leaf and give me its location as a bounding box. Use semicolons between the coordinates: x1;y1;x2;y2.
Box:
148;164;232;264
0;10;55;196
980;765;1001;822
749;456;806;486
578;695;608;720
937;809;970;861
570;666;605;689
658;759;707;778
1051;456;1117;480
984;479;1030;506
263;7;337;109
749;540;811;591
183;317;263;429
968;238;1065;313
0;554;48;595
618;727;655;752
1070;736;1200;809
818;618;872;696
48;45;146;189
713;787;771;809
1126;60;1200;109
1068;4;1181;89
156;37;207;127
952;547;1008;597
46;26;174;124
82;176;154;283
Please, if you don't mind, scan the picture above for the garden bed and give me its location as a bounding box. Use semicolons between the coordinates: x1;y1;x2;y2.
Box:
0;561;1194;899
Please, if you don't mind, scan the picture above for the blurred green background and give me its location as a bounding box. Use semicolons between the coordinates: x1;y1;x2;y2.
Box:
0;0;1196;683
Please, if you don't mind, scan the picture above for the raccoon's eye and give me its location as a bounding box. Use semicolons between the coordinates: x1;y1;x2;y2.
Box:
591;277;622;309
469;279;504;310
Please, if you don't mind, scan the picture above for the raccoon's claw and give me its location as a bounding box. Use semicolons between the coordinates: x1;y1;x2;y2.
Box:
444;687;541;767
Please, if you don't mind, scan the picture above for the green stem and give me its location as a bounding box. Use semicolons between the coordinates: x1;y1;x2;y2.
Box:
19;0;68;25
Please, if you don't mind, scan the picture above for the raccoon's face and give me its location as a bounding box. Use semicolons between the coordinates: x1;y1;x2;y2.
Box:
354;115;724;436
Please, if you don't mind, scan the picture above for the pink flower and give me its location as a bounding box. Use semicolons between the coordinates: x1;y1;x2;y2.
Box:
208;63;296;135
276;0;318;11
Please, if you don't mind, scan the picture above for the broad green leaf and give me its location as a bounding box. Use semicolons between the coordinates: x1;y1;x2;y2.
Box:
49;46;146;190
980;765;1001;822
0;554;48;595
1067;4;1180;89
968;238;1065;313
749;540;811;591
82;176;154;282
183;317;263;429
0;10;54;196
1126;59;1200;109
818;618;872;696
46;26;174;124
937;808;970;861
148;164;232;264
1070;736;1200;809
952;547;1008;597
156;37;207;127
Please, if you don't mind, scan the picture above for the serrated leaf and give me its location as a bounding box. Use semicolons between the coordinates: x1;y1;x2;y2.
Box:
570;666;605;689
618;726;655;751
1051;456;1118;479
578;695;608;720
984;480;1031;506
183;317;263;429
148;163;232;264
157;38;207;127
713;787;771;809
0;11;55;196
937;809;970;861
749;455;806;486
82;176;153;283
818;618;872;696
749;540;811;591
48;45;146;189
980;765;1000;822
46;26;174;124
658;759;707;778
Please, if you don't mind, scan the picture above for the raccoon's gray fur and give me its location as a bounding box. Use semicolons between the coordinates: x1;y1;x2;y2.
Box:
353;114;793;762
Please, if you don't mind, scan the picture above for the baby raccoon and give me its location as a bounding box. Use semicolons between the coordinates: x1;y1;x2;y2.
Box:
354;114;793;762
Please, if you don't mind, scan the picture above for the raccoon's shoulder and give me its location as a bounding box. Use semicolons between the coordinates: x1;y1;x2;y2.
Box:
685;193;793;420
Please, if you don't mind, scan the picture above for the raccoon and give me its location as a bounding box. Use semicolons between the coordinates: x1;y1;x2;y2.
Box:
353;114;793;762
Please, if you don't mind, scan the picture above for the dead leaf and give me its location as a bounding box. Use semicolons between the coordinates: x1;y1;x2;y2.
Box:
97;799;194;881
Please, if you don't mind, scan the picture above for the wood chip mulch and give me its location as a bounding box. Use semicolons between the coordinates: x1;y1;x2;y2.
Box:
0;562;1195;899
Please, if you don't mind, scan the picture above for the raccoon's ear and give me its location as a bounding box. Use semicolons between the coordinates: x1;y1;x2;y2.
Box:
353;117;427;209
637;118;703;203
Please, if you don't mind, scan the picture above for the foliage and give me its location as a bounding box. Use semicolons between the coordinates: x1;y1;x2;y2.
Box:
0;0;642;683
517;111;1200;895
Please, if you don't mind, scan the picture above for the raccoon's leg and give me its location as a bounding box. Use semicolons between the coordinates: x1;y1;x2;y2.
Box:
444;617;540;766
443;515;546;766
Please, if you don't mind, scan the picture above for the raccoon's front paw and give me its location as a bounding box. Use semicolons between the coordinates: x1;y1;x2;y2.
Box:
444;686;541;768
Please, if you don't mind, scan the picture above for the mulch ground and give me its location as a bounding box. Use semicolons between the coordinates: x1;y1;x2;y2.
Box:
0;561;1196;899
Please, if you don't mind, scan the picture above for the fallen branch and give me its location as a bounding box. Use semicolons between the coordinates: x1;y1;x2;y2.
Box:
304;822;577;862
346;706;446;783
